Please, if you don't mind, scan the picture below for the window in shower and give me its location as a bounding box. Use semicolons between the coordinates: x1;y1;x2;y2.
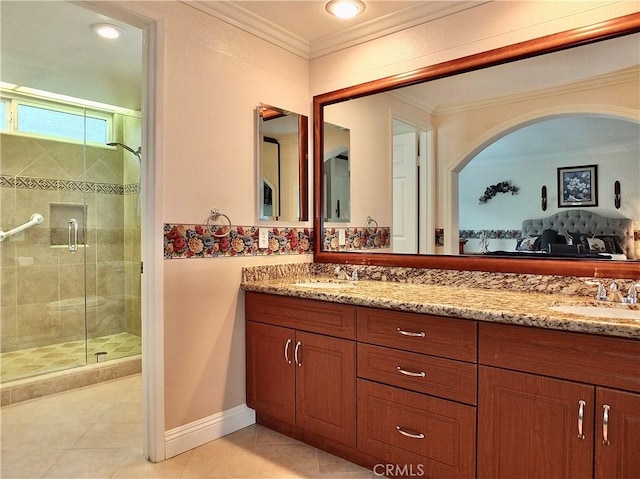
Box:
17;103;109;143
0;98;7;130
0;93;112;144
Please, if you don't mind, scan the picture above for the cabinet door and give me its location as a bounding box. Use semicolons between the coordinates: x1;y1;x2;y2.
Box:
595;388;640;479
478;366;594;479
295;331;356;447
246;321;295;424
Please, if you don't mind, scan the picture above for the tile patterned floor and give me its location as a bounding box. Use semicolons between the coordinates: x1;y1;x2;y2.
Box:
0;374;381;478
1;333;142;383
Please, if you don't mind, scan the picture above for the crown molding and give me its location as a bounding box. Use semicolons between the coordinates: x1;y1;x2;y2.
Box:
186;1;487;60
310;1;487;59
186;1;311;58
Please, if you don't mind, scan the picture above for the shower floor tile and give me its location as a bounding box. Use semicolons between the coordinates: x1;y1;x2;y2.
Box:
1;332;141;383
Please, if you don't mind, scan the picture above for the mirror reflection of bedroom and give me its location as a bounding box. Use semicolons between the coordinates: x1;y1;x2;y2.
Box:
458;115;639;260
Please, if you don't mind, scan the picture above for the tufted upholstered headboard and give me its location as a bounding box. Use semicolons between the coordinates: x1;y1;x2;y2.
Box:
522;209;634;259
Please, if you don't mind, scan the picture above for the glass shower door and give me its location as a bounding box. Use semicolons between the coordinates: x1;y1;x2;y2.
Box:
0;109;90;381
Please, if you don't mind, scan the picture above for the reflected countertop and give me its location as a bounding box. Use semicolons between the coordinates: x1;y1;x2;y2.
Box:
241;277;640;339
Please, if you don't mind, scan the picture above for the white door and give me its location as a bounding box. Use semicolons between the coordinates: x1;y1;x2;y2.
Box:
393;132;418;253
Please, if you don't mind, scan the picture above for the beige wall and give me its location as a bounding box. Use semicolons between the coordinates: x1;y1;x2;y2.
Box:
117;1;312;432
117;0;638;443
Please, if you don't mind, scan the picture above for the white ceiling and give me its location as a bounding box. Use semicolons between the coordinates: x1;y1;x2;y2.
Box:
1;0;477;110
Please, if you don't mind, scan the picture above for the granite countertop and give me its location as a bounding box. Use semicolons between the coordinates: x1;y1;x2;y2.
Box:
241;277;640;339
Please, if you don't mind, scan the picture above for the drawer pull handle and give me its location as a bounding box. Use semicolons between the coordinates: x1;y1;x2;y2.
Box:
294;341;302;367
284;339;292;364
396;426;425;439
577;400;586;440
396;327;425;338
602;404;611;446
396;366;426;378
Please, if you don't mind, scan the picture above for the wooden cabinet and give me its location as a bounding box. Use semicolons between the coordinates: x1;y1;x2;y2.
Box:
356;307;478;479
478;322;640;479
245;292;356;447
245;291;639;478
246;321;295;424
595;387;640;479
478;366;594;478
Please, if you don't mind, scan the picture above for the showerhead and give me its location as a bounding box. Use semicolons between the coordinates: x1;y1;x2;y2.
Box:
107;142;142;158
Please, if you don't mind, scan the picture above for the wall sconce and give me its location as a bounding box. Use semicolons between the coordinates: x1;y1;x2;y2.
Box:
614;180;621;209
541;185;547;211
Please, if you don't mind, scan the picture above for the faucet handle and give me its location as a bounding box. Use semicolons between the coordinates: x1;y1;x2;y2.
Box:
586;280;607;301
626;283;639;304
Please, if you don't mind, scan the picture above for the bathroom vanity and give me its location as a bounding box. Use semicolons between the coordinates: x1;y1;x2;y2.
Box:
243;277;640;478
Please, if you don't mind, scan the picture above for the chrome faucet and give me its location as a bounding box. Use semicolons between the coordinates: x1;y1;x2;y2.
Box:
624;283;639;304
334;266;358;282
588;280;640;303
586;280;607;301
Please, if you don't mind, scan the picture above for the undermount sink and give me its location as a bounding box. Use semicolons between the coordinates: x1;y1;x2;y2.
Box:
293;280;355;289
549;304;640;320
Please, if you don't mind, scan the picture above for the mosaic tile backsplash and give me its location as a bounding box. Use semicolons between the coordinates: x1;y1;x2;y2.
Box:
163;224;313;258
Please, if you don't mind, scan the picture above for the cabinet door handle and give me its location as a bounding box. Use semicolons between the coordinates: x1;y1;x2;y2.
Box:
294;341;302;367
284;339;292;364
396;327;425;338
396;366;426;378
396;426;425;439
577;400;586;440
602;404;611;446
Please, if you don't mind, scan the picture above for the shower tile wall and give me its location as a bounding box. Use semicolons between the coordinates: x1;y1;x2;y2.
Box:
0;132;141;354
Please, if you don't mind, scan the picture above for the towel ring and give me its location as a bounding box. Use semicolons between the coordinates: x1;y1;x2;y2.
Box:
207;208;232;237
366;216;378;233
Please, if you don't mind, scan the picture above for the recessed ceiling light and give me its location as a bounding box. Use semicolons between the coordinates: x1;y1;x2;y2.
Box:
90;23;125;40
326;0;365;19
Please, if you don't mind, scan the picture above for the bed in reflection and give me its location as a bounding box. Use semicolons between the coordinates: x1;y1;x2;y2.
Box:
483;210;633;260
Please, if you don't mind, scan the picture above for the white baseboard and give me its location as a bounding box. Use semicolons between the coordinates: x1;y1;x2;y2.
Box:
164;404;256;459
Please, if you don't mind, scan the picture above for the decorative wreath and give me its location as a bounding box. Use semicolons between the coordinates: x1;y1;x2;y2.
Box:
479;181;519;204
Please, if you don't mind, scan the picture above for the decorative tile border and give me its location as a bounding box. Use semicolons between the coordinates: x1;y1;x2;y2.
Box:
0;175;138;195
459;229;521;240
164;224;313;259
323;226;391;251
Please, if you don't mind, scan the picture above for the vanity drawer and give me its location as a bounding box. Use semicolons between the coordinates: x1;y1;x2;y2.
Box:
245;292;356;339
357;343;477;405
358;379;476;479
357;307;477;362
479;322;640;393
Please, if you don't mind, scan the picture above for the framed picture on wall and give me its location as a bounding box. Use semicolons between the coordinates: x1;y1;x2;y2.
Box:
557;164;598;207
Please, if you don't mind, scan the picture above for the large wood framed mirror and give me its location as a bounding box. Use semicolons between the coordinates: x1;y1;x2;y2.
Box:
313;13;640;279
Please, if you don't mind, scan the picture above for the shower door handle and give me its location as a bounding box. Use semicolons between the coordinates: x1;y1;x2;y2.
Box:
68;219;78;253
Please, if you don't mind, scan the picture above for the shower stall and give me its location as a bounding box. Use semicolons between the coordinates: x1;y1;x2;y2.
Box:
0;119;142;395
0;1;143;404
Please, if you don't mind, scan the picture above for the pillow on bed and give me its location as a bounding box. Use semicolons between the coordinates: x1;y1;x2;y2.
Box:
565;232;588;252
540;229;559;251
539;229;567;251
594;235;625;254
586;237;608;253
516;236;541;251
582;235;625;254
